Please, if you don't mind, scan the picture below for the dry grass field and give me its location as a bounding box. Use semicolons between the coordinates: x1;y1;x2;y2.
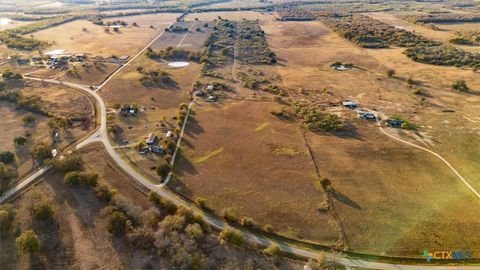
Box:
171;100;339;244
185;11;275;22
261;19;480;256
151;20;213;51
0;82;93;187
103;21;211;175
306;123;480;257
29;13;180;57
30;62;121;86
363;12;480;53
0;143;303;270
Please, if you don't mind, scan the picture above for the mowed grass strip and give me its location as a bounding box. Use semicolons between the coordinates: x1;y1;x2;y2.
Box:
195;147;224;164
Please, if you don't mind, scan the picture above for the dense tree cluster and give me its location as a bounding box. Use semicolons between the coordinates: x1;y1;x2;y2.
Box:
405;45;480;70
237;20;276;65
319;14;439;48
146;46;202;62
450;30;480;45
277;8;314;21
402;13;480;24
201;18;236;76
138;69;174;86
320;14;480;69
291;102;343;131
0;32;48;50
0;91;52;117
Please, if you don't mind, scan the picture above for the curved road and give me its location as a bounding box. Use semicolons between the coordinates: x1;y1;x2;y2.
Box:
2;16;480;270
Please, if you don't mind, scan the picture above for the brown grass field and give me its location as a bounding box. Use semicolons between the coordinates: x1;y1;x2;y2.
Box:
0;82;93;187
172;100;339;244
29;62;121;86
103;21;212;178
306;123;480;257
260;19;480;256
30;13;180;57
0;143;303;270
151;20;213;51
363;12;480;53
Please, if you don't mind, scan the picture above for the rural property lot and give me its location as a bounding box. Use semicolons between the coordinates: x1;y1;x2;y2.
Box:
29;13;180;57
261;19;480;255
0;82;93;189
306;123;480;257
172;100;339;244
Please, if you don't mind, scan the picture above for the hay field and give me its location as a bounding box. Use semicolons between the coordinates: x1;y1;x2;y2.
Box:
172;100;339;244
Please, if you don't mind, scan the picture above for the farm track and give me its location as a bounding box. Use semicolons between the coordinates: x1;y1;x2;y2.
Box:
2;13;480;270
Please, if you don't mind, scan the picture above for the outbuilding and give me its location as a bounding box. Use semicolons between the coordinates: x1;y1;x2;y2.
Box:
342;100;357;109
146;133;157;145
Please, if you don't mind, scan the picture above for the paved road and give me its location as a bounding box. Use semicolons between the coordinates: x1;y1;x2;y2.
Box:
3;15;480;270
0;165;51;204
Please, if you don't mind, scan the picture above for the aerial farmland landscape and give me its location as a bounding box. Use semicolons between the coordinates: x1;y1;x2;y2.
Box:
1;0;480;269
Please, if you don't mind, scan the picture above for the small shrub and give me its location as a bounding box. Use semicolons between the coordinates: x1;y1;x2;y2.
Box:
13;136;27;146
15;230;40;254
319;178;332;191
387;69;395;77
31;197;55;222
263;244;281;256
0;205;15;236
195;197;208;209
107;211;128;236
64;171;99;186
94;185;116;202
219;227;244;245
264;224;275;233
222;208;237;222
240;217;255;227
452;80;469;92
0;151;15;164
21;113;35;124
